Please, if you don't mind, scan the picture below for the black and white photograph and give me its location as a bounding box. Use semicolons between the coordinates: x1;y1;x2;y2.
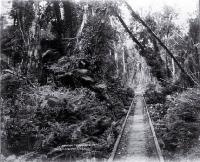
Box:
0;0;200;161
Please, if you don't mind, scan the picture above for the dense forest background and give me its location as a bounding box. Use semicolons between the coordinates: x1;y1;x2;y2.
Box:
0;0;200;161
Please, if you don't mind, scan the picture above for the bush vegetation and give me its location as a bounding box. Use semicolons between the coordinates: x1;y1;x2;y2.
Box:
145;86;200;159
1;82;133;160
0;1;135;160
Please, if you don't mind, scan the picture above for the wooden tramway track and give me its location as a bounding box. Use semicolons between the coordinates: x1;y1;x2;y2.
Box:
143;95;165;162
108;98;135;162
108;95;165;162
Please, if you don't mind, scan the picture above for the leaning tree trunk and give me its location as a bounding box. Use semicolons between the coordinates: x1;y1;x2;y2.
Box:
115;12;144;51
124;1;199;86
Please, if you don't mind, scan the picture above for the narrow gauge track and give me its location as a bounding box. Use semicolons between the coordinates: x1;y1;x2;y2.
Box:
108;98;135;162
143;95;165;162
108;95;165;162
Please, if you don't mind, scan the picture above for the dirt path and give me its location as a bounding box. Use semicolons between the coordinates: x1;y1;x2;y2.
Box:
114;92;159;162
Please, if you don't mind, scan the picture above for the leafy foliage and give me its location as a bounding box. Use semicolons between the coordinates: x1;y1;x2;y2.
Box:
2;84;133;160
145;87;200;159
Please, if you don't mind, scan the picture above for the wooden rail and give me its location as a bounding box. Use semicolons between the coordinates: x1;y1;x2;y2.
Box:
108;98;135;162
108;95;165;162
143;95;165;162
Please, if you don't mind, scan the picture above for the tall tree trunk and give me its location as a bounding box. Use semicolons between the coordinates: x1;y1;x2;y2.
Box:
76;4;88;50
122;47;126;74
198;0;200;80
76;5;88;37
172;58;175;80
17;4;28;75
115;52;119;77
63;0;73;38
124;1;199;86
53;1;63;38
199;0;200;42
30;1;41;82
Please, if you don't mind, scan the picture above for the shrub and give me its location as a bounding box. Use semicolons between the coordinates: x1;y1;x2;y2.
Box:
162;89;200;153
144;84;166;104
148;88;200;157
2;85;133;160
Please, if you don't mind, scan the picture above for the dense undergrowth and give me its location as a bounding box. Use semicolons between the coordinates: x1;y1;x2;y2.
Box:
145;84;200;160
1;74;134;161
0;1;136;161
